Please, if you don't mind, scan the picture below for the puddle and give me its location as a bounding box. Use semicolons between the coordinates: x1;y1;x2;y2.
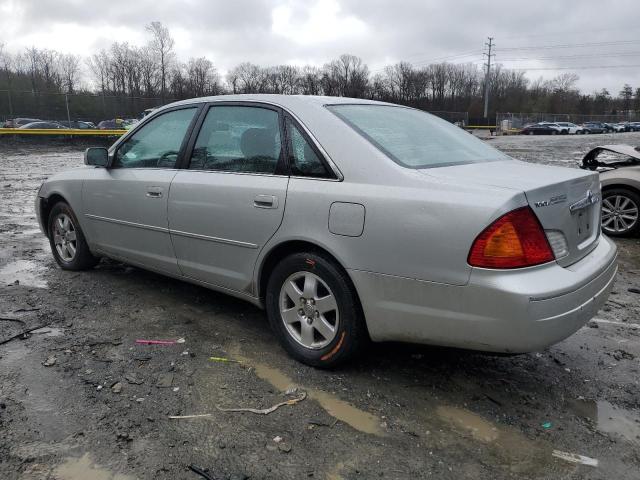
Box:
54;453;136;480
436;406;499;442
568;399;640;445
435;405;555;474
230;349;384;436
0;259;47;288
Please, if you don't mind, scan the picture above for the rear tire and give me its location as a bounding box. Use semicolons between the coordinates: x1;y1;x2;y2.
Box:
601;188;640;237
47;202;99;270
265;252;368;368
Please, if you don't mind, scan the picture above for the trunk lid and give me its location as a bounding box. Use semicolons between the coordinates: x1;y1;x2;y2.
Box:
421;160;601;267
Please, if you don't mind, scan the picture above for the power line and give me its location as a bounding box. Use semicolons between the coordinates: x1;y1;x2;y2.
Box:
500;26;640;41
498;51;640;61
497;40;640;51
508;63;640;71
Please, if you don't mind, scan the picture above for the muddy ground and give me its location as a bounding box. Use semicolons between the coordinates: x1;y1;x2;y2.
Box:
0;133;639;480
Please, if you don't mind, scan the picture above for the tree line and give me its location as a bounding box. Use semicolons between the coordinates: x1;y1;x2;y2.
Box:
1;22;639;120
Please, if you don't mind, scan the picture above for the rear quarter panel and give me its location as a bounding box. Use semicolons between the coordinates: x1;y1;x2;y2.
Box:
262;172;525;287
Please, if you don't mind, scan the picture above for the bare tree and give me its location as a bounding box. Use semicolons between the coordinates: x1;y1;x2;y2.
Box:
146;21;175;101
323;54;369;97
87;50;110;94
59;54;80;93
139;46;159;96
619;84;633;112
227;62;266;93
187;57;220;96
299;66;322;95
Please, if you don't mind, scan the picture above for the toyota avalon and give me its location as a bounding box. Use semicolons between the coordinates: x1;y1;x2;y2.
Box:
36;95;618;367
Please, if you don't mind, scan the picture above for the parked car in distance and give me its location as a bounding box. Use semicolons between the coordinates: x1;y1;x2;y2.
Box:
555;122;584;134
582;122;607;134
59;120;97;129
97;119;125;130
19;121;68;129
520;123;562;135
2;117;41;128
122;118;140;130
581;144;640;237
627;122;640;132
35;95;618;367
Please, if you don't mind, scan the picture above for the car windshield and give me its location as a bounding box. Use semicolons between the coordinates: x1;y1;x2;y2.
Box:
327;104;508;168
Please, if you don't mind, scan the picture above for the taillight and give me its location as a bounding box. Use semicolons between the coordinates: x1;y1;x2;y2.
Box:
468;207;555;269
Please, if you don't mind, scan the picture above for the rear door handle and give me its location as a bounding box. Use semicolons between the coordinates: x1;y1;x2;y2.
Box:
254;194;278;209
146;186;164;198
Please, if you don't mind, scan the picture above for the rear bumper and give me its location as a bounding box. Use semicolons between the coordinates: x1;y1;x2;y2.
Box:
350;235;618;353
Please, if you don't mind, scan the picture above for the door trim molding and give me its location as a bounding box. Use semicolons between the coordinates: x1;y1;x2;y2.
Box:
85;213;168;233
85;213;259;249
170;229;259;249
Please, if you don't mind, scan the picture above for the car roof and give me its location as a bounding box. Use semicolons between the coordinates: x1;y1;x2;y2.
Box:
162;94;393;112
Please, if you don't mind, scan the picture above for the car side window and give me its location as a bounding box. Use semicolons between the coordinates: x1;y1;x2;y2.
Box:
285;118;331;178
189;106;282;174
114;108;197;169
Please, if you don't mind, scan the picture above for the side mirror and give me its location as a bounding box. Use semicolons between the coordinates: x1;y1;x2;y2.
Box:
84;147;109;167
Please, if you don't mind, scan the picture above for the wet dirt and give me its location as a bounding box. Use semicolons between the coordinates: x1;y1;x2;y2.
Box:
231;347;384;435
1;139;640;479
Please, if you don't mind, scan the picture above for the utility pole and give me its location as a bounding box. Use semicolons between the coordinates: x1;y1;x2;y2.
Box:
64;93;71;125
483;37;494;120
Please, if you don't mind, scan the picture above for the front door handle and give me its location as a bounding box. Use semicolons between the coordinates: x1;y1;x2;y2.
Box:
146;186;164;198
254;194;278;209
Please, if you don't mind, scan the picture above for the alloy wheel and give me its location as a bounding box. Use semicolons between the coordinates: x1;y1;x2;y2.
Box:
279;271;339;349
52;213;77;261
602;194;639;234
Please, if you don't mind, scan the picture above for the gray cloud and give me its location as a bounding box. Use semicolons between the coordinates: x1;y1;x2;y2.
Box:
2;0;639;92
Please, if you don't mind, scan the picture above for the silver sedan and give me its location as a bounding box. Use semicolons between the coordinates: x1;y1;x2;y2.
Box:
36;95;618;367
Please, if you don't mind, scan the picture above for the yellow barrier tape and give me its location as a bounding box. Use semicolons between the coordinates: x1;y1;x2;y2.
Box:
0;128;127;136
465;125;497;129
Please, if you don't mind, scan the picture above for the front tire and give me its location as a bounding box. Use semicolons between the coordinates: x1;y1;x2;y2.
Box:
265;252;368;368
601;188;640;237
48;202;99;270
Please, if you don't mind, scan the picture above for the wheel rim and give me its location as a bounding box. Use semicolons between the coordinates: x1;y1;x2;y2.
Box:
279;271;339;350
602;195;639;234
52;213;77;261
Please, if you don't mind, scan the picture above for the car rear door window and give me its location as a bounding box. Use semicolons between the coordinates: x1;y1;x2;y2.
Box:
285;118;331;178
189;106;282;174
114;107;197;169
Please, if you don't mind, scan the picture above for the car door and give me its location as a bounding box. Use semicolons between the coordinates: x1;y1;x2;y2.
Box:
168;103;289;294
82;105;200;275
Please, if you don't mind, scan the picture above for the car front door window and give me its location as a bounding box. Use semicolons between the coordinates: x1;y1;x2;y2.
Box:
115;108;197;169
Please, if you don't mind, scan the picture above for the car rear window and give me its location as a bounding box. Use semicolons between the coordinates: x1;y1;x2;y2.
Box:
326;104;508;168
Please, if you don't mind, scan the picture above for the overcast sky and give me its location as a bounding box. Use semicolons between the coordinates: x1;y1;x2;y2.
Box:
1;0;639;93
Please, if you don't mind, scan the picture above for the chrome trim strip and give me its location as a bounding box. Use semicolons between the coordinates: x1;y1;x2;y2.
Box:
85;214;168;233
86;213;259;249
569;189;600;213
170;229;259;249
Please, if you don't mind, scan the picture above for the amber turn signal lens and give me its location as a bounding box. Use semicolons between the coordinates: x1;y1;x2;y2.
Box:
468;207;555;269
